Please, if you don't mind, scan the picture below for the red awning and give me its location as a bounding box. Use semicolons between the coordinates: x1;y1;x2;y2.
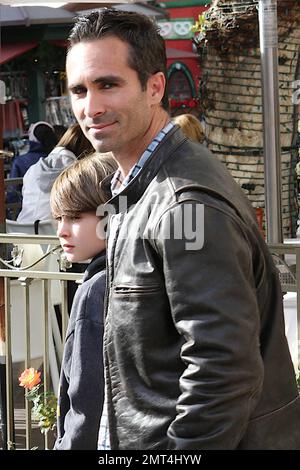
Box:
0;42;38;65
48;39;67;48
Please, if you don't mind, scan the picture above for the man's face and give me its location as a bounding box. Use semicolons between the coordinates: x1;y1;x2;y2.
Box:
66;37;157;157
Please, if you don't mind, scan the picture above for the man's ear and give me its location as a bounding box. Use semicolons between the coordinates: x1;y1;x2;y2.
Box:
147;72;166;105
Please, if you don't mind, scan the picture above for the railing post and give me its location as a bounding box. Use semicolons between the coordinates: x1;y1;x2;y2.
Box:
296;248;300;368
0;99;7;450
20;277;32;450
42;279;50;450
60;280;69;343
4;278;15;450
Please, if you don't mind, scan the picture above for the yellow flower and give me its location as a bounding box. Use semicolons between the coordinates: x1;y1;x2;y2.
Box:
191;12;212;35
19;368;41;390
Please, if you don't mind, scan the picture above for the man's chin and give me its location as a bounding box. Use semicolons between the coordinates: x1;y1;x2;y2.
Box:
87;129;112;151
93;140;115;153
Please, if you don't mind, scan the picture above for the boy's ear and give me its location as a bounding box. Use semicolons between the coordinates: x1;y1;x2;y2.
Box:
96;217;107;241
147;72;166;106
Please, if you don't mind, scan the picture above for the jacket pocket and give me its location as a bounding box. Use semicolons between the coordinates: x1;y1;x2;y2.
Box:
238;395;300;449
114;284;162;295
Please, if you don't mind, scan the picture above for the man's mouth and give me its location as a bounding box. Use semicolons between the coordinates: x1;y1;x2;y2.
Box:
89;122;116;131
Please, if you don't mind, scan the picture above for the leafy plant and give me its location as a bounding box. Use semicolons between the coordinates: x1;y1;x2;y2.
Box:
191;12;211;40
19;368;57;434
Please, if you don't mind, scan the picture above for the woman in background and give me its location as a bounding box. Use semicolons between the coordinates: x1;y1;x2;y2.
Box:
18;123;94;223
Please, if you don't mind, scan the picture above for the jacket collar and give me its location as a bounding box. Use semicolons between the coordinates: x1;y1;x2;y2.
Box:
103;125;186;211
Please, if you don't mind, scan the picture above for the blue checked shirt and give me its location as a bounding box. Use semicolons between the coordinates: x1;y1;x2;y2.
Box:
110;121;174;196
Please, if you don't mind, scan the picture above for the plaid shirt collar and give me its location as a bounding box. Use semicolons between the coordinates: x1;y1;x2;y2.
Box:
111;121;174;196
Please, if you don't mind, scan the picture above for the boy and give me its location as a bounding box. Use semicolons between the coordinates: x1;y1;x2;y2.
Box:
50;153;117;449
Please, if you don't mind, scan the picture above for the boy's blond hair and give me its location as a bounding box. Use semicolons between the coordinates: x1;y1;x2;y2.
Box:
50;152;117;218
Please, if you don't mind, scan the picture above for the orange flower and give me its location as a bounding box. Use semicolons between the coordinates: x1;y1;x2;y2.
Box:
19;368;41;390
19;367;57;435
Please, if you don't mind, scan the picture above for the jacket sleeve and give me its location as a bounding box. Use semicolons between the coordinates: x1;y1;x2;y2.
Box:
9;159;22;179
54;286;104;450
154;200;264;449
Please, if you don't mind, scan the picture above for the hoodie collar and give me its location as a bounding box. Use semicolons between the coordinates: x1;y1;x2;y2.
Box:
83;251;106;282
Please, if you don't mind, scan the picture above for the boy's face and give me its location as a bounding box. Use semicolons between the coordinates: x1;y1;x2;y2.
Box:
56;212;105;263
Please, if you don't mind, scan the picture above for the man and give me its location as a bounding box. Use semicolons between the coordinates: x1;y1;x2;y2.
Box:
66;9;300;450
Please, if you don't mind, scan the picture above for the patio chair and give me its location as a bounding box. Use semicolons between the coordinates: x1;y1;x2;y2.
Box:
5;218;56;236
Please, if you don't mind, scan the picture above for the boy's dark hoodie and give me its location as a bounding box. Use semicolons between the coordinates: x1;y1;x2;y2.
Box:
54;252;106;450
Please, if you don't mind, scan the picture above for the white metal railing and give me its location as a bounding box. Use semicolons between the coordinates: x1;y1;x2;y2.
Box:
0;233;83;450
268;243;300;375
268;243;300;316
0;235;299;449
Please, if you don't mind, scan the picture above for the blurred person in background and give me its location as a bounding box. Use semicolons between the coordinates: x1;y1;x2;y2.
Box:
173;113;206;144
18;123;94;223
9;121;57;179
6;121;58;218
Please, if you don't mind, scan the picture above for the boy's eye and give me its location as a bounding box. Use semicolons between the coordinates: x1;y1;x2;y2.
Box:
55;216;62;222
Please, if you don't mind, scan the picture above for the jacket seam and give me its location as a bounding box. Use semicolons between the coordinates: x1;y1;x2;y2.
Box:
249;394;300;422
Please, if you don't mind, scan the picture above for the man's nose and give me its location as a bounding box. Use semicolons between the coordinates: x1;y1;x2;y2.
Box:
85;90;105;118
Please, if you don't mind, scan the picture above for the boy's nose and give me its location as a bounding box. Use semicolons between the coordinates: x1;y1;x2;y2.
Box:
57;219;70;238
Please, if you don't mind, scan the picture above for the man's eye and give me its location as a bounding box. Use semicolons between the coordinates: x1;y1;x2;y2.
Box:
71;86;86;95
102;83;115;89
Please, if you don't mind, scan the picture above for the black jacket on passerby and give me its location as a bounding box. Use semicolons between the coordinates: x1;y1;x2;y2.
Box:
54;252;106;450
104;125;300;450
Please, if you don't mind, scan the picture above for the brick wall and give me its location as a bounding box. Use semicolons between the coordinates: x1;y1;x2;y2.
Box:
200;10;300;237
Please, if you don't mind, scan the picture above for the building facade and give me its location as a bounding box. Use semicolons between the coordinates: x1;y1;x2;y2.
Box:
157;0;211;115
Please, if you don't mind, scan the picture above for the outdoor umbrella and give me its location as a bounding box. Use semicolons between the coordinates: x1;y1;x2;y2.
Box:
0;1;147;6
0;4;75;26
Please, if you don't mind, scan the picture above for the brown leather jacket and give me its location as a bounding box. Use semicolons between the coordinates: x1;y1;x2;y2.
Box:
103;125;300;450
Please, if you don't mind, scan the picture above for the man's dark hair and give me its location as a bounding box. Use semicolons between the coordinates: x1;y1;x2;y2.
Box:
68;9;169;111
